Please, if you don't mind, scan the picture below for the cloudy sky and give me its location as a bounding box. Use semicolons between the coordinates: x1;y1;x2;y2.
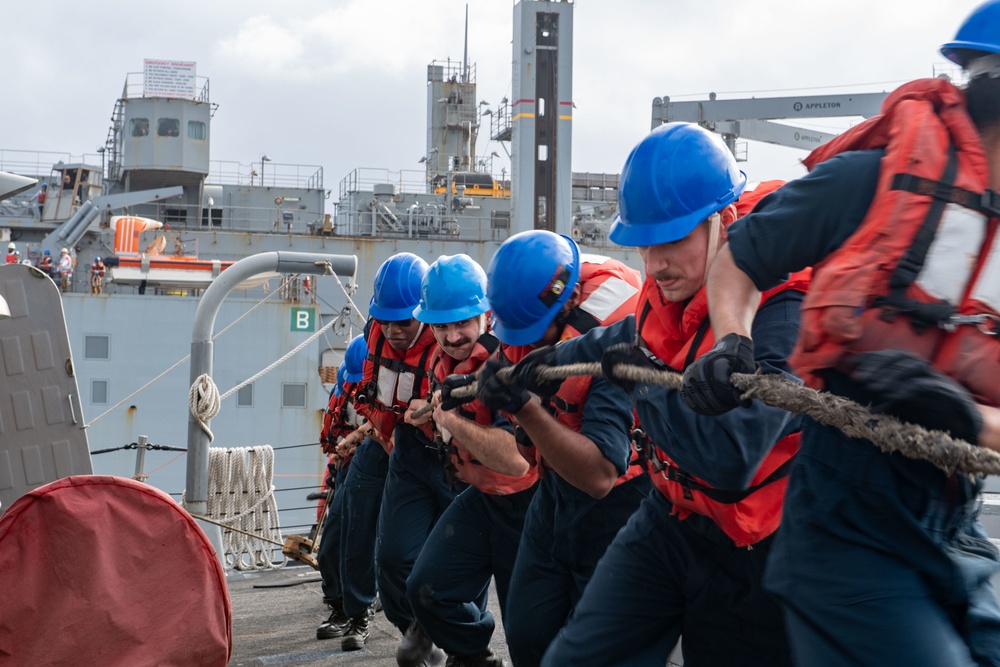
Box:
3;0;984;191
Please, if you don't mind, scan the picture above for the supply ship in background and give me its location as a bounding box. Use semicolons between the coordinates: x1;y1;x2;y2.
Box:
1;0;996;581
0;1;630;540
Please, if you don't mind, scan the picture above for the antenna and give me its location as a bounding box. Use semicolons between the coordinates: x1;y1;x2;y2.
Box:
462;4;469;84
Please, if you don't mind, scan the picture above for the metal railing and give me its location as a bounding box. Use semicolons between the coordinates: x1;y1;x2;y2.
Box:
208;161;323;189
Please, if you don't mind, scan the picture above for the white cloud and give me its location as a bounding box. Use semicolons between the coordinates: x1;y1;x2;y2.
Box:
0;0;988;188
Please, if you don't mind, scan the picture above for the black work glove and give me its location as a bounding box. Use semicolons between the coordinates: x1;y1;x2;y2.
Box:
440;373;477;411
511;346;563;399
601;343;663;394
477;359;531;414
850;350;983;444
680;333;756;416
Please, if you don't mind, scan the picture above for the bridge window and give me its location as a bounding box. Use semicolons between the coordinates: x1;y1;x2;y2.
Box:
157;118;180;137
282;383;307;409
130;118;149;137
201;208;222;227
164;208;187;225
84;334;110;360
187;121;206;140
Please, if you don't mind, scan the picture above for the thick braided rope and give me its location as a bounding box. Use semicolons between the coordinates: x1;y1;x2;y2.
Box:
445;361;1000;478
189;374;221;443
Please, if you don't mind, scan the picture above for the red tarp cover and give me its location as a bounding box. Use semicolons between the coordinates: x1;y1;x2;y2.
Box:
0;475;232;666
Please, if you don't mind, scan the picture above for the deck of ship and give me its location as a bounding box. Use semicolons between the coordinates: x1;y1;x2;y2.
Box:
227;566;512;666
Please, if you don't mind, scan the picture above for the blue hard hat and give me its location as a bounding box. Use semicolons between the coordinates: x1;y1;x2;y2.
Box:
43;249;50;255
611;122;747;247
343;334;367;383
413;254;490;324
368;252;428;321
942;1;1000;65
487;230;580;346
334;364;347;398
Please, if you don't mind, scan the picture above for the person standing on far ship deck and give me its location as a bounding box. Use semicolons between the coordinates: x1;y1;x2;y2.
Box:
35;183;47;220
681;4;1000;664
90;257;105;295
57;248;73;292
38;249;52;276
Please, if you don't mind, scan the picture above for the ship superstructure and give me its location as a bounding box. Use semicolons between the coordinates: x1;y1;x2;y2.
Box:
0;0;634;538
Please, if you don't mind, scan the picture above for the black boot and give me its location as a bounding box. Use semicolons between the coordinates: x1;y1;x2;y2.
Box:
316;598;349;640
341;613;371;652
396;621;445;666
445;650;506;667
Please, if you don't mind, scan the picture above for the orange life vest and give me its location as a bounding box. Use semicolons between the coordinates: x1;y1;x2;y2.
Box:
792;78;1000;407
431;334;540;495
505;255;646;487
637;180;811;547
355;322;438;448
321;381;361;447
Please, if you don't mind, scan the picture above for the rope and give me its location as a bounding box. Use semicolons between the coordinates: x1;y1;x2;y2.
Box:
182;445;286;570
187;274;355;420
448;361;1000;478
220;310;342;401
189;374;221;443
329;271;368;328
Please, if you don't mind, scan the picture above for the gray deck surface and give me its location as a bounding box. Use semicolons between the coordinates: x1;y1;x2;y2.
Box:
226;565;511;666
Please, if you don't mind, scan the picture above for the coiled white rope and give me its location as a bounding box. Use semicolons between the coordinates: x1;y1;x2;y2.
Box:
189;374;221;442
201;445;284;571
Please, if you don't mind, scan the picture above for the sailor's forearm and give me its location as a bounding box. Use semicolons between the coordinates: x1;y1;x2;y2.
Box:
707;244;760;339
515;401;618;499
435;409;529;476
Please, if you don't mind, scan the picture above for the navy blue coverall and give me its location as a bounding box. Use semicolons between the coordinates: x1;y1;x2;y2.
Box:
338;436;389;619
540;293;803;667
375;423;467;633
407;478;536;658
502;372;651;667
319;461;350;603
728;149;1000;667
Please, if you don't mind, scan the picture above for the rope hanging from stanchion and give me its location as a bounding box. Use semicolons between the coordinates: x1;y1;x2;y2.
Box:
189;374;221;443
183;445;285;571
442;361;1000;478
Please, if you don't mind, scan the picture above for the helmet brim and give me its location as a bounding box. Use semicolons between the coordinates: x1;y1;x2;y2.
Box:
941;40;1000;65
368;296;418;322
413;300;490;325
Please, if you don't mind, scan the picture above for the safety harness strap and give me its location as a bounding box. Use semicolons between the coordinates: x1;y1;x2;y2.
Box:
873;150;963;329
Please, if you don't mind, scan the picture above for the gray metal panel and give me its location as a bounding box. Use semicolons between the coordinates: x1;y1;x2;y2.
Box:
511;0;574;236
0;264;91;514
652;92;888;125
